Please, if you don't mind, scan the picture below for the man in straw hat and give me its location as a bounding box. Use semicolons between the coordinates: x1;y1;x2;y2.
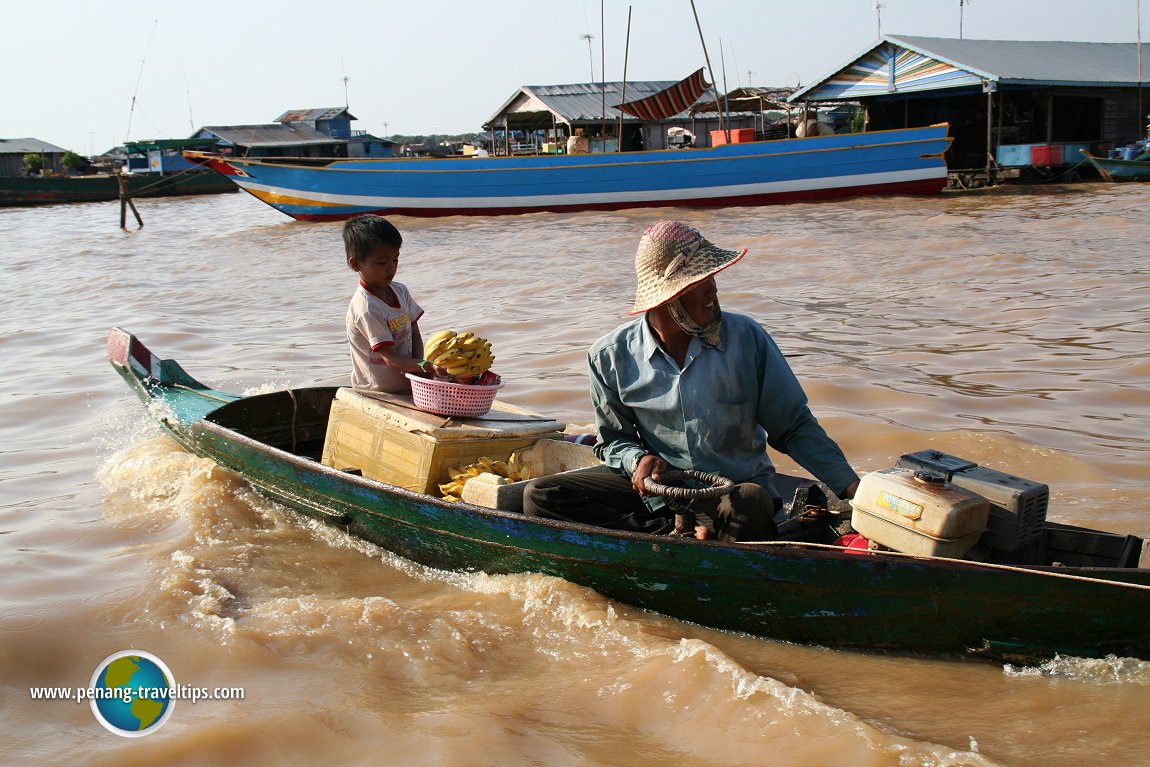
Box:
523;220;859;541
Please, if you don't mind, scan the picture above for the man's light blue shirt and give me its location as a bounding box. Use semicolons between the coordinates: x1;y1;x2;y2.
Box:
588;312;858;509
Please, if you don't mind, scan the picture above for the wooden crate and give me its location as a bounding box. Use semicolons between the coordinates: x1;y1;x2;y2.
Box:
320;388;565;494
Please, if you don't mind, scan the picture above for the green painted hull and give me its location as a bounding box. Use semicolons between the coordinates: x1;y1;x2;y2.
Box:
1080;150;1150;182
108;328;1150;663
0;172;237;206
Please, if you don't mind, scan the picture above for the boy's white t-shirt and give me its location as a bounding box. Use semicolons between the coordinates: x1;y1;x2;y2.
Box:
346;281;424;392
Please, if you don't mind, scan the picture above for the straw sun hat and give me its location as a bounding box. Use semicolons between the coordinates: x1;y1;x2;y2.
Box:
629;221;747;314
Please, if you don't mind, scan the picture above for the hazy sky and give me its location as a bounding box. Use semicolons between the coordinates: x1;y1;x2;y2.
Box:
3;0;1144;153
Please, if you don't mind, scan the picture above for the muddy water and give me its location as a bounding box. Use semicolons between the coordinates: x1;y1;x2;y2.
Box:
2;184;1148;766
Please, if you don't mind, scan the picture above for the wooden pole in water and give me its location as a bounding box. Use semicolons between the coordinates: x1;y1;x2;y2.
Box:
116;170;143;229
127;194;143;228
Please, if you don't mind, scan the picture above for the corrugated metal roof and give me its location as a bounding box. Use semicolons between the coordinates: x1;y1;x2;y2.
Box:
274;107;357;123
890;35;1144;84
484;80;718;126
792;36;1146;102
0;137;68;154
200;124;339;148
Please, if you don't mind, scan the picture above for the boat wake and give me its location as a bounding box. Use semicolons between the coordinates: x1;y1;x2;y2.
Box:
92;432;998;766
1003;653;1150;683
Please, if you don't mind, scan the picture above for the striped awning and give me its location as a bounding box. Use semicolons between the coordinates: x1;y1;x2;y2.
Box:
615;68;712;121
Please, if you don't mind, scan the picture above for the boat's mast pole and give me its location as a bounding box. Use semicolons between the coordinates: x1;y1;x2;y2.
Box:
600;0;607;148
689;0;725;134
619;6;632;153
717;39;726;142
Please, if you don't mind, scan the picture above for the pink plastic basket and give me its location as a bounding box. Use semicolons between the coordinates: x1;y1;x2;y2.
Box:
405;373;504;417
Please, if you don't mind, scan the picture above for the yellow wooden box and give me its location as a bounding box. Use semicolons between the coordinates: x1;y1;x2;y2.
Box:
320;387;565;494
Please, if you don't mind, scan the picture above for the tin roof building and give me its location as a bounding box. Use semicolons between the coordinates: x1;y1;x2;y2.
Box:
791;35;1148;172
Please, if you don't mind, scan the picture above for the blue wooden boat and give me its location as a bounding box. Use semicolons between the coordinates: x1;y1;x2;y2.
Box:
1080;149;1150;182
185;125;952;221
108;327;1150;663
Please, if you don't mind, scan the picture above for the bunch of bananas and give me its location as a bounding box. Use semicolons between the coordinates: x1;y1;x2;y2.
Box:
438;454;532;501
423;330;495;381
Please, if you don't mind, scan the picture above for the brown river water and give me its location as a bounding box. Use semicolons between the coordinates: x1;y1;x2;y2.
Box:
2;184;1149;766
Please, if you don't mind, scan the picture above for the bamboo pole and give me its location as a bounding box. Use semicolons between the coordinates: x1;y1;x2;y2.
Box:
719;39;731;142
1139;0;1144;139
599;0;606;148
619;6;632;152
689;0;725;134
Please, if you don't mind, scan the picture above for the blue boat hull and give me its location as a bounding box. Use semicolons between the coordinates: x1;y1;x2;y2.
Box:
190;126;952;220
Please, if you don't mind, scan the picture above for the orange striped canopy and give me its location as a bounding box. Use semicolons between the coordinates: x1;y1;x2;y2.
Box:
615;68;712;121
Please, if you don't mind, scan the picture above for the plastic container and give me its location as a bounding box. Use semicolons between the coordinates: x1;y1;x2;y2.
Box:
1030;144;1063;166
710;128;755;146
406;373;503;417
996;144;1032;166
849;468;990;558
1061;143;1090;162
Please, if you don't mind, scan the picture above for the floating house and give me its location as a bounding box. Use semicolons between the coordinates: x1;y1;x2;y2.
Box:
194;107;395;159
790;35;1148;171
0;138;67;176
482;76;759;154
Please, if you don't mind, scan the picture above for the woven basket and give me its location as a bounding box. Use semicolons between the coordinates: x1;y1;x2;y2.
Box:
405;373;504;417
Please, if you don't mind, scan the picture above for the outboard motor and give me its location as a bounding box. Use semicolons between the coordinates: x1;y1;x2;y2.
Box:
895;450;1050;563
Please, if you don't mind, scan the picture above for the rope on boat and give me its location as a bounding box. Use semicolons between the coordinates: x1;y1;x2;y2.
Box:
736;538;1150;592
127;164;214;196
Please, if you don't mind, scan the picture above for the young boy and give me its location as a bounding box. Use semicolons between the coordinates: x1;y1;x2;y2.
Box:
343;215;436;392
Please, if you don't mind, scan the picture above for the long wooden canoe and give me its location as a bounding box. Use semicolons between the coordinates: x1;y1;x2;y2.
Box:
108;327;1150;663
